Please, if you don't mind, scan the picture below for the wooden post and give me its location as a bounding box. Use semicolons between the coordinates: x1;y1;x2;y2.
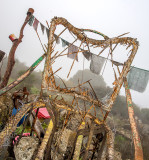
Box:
124;77;143;160
0;8;34;89
73;121;85;160
41;18;56;91
35;119;53;160
83;122;94;160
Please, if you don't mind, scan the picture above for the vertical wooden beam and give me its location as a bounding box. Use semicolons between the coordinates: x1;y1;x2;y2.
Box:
41;18;56;91
105;124;114;160
0;8;34;89
83;122;94;160
103;44;138;121
97;133;107;160
73;121;85;160
35;119;53;160
124;77;143;160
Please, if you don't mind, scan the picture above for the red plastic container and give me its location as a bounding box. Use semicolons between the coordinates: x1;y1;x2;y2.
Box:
9;34;17;42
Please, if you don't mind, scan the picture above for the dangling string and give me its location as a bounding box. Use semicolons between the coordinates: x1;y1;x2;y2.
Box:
67;39;85;78
101;42;118;76
101;52;110;76
35;30;46;53
81;44;85;83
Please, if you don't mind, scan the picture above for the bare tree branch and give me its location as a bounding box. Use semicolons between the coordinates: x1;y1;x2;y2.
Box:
0;9;34;89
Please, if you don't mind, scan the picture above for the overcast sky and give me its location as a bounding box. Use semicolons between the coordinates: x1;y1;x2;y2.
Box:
0;0;149;108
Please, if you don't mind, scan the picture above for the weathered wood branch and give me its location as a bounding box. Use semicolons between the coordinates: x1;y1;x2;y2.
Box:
0;53;46;96
97;132;107;160
42;17;139;119
44;100;57;160
0;101;45;148
35;119;53;160
0;9;34;89
42;88;108;111
83;122;95;160
105;124;114;160
73;121;85;160
29;111;45;138
124;77;143;160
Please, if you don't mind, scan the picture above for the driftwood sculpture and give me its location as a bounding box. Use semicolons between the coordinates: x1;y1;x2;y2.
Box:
0;9;143;160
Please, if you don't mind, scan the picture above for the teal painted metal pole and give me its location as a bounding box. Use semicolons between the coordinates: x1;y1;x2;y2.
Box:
0;53;46;96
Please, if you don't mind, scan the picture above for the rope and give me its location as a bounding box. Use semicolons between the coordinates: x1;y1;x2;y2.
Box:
35;30;46;52
81;45;85;84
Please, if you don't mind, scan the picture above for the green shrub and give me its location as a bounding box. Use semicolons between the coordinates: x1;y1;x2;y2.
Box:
31;87;40;94
115;135;126;144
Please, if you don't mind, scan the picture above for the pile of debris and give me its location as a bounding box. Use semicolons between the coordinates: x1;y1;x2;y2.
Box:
0;8;143;160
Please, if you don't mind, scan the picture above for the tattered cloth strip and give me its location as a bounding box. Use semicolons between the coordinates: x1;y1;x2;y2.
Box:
46;28;49;38
54;34;60;44
61;38;69;47
67;44;78;61
127;67;149;93
40;23;45;34
33;18;39;31
28;15;35;26
0;50;5;62
82;50;92;61
90;54;105;74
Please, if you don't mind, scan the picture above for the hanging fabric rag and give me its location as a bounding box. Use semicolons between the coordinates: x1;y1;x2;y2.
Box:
0;50;5;62
46;28;49;39
67;44;78;61
82;50;92;61
127;67;149;93
90;54;105;74
33;18;39;31
40;23;45;34
61;38;69;47
28;15;35;26
54;34;60;44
